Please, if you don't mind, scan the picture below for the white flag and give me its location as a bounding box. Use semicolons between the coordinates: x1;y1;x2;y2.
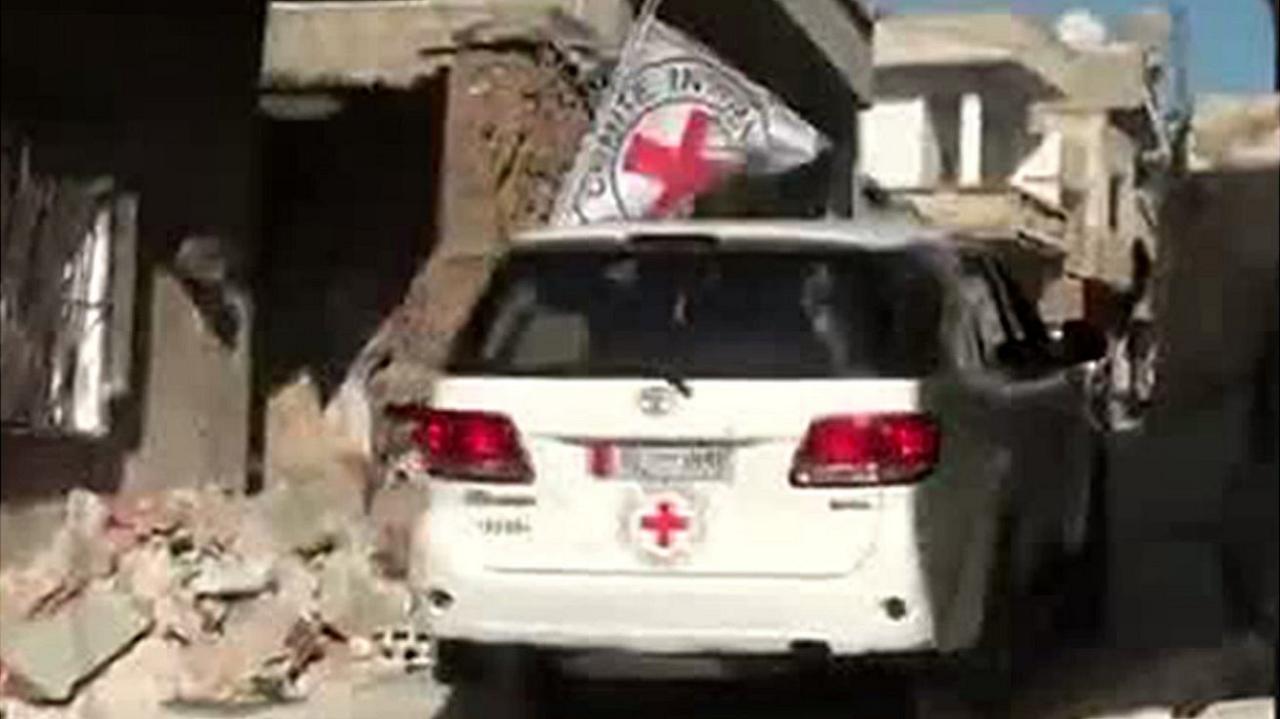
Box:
551;19;827;226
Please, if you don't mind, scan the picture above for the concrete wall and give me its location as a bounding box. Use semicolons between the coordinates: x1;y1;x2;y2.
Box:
1103;122;1151;287
1082;118;1149;288
263;0;632;88
860;99;931;188
1038;108;1154;289
866;66;1045;190
982;88;1036;184
121;272;252;494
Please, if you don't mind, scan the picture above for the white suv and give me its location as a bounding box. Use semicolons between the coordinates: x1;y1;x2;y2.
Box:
406;220;1103;692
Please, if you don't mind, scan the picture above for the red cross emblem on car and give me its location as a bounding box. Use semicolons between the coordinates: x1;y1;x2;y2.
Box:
641;500;689;548
629;492;698;561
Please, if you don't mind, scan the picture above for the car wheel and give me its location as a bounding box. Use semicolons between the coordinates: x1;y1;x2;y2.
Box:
955;516;1019;714
1056;443;1110;638
910;675;987;719
436;644;558;719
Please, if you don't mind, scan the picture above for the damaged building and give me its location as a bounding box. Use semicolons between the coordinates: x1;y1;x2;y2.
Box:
2;1;265;511
860;10;1174;328
256;0;876;489
2;0;875;711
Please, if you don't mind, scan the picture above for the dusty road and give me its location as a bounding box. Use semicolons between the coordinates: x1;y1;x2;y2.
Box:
264;637;1272;719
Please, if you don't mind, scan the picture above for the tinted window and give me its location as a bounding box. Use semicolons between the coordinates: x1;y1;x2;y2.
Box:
447;244;944;378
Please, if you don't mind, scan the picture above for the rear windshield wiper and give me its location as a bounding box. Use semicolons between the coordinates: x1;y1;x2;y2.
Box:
660;369;693;398
599;361;693;398
465;361;692;396
567;362;695;397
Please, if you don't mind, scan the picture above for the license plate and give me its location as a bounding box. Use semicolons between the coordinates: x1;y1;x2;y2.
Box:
618;444;732;482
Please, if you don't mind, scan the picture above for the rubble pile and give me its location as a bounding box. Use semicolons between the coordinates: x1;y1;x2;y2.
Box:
0;481;429;716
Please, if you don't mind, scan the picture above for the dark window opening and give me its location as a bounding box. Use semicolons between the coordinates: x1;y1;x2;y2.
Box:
930;94;962;187
1108;174;1124;231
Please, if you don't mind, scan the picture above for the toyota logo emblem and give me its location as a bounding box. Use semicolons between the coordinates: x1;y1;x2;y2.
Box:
637;386;678;417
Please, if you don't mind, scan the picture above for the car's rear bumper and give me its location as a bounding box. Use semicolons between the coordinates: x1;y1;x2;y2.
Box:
419;571;935;656
412;516;975;658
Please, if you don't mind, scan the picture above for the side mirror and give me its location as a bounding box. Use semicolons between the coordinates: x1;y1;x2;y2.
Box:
1057;320;1107;365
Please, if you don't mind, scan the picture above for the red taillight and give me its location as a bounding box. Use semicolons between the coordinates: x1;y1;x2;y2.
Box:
791;413;939;487
398;407;532;483
587;442;617;478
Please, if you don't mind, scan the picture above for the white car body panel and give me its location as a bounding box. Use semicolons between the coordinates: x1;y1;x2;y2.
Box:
409;220;1096;660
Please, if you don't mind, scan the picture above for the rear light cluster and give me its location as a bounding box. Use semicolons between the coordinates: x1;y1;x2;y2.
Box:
391;406;532;483
386;406;935;487
587;442;618;478
790;413;939;487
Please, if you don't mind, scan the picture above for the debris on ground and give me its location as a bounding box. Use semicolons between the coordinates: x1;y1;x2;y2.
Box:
0;583;151;703
317;543;411;642
371;626;434;674
0;29;606;719
187;556;275;600
0;491;123;623
0;471;429;715
255;470;369;558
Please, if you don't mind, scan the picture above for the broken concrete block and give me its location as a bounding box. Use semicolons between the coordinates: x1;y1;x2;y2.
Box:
325;371;374;458
0;658;15;698
368;482;429;581
64;637;175;718
106;490;184;539
4;491;121;619
171;591;312;707
116;542;174;605
271;556;319;618
176;489;251;554
255;473;366;556
63;490;110;539
188;556;275;599
117;542;203;644
246;618;326;704
316;548;409;640
372;625;433;674
193;597;231;635
111;487;248;557
0;584;153;702
153;594;206;646
0;503;64;572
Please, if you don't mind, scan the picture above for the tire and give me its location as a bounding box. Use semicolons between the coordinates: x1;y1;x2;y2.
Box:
431;640;470;685
1057;443;1110;639
954;516;1019;714
957;458;1107;711
910;675;987;719
436;644;559;719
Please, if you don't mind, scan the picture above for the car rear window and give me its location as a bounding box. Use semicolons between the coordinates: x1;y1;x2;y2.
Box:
446;243;944;378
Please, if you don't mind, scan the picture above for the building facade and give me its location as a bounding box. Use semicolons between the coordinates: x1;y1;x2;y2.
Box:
860;11;1172;327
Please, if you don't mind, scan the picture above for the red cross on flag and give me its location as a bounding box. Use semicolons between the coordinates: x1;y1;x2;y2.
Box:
551;19;827;226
